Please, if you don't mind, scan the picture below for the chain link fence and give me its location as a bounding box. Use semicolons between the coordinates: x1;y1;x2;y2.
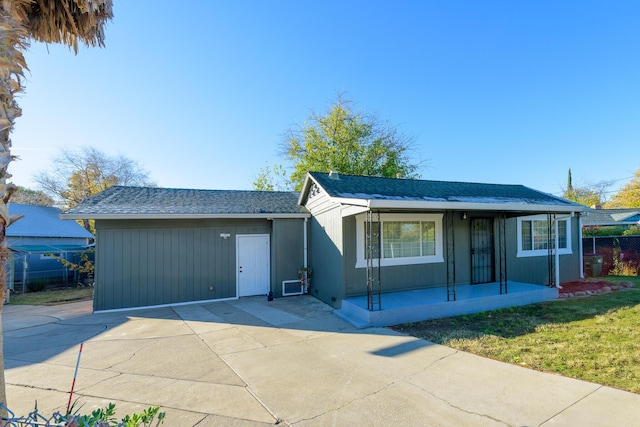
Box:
0;403;65;427
582;235;640;276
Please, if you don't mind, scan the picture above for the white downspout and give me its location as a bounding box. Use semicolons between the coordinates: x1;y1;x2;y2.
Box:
578;213;584;279
303;217;308;292
555;216;561;288
303;217;308;270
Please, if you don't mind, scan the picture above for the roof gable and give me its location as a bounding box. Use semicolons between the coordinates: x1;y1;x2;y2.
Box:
301;172;583;213
62;186;309;219
8;204;94;239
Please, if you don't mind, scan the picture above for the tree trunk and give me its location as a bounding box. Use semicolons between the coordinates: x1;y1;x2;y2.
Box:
0;1;26;416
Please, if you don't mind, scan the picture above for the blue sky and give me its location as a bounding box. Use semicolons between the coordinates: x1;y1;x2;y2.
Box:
10;0;640;198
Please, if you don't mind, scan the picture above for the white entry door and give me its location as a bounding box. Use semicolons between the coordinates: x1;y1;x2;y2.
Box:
237;234;270;297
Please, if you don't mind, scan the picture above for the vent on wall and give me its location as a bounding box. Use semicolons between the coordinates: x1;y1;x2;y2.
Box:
282;280;304;296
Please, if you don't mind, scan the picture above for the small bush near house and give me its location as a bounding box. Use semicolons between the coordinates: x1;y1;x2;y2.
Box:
583;226;627;237
623;225;640;236
27;278;48;293
2;401;165;427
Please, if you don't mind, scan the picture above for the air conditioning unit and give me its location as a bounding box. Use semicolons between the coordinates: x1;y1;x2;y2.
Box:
282;279;303;296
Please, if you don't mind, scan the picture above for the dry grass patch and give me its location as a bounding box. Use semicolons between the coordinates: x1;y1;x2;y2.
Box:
9;288;93;306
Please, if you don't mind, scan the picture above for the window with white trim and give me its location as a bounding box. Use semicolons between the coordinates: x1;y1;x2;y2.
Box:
517;215;572;257
355;213;444;268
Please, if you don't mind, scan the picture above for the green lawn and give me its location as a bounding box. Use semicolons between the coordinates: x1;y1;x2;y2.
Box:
8;288;93;306
393;276;640;394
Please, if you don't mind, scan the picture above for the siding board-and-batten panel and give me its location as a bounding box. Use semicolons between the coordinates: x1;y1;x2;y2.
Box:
94;219;273;311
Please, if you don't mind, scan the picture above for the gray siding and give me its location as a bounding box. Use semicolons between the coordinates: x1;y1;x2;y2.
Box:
94;218;272;310
343;214;451;299
507;216;581;285
308;208;344;308
271;218;306;297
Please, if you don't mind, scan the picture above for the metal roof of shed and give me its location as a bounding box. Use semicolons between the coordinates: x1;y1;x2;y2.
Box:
8;204;94;239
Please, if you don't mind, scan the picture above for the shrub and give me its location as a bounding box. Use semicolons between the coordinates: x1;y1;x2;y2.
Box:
27;278;48;293
1;401;166;427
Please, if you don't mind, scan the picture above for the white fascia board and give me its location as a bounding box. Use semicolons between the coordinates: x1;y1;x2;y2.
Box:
329;196;368;207
366;199;585;214
60;213;311;220
340;204;370;217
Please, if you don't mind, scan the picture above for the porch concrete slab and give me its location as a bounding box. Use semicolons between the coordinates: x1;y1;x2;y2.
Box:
4;295;640;426
337;281;559;328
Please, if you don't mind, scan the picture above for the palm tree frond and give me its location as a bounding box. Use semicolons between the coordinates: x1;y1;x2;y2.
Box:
19;0;114;53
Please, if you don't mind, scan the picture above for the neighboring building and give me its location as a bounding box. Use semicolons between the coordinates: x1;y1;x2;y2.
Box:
7;203;94;291
582;207;640;231
61;187;310;311
63;173;586;326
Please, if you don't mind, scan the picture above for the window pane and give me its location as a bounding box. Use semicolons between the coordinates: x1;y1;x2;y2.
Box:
421;221;436;255
522;220;532;251
558;220;567;249
383;221;421;258
533;220;548;250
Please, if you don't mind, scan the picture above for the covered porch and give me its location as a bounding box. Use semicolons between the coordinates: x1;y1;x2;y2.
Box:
334;281;558;329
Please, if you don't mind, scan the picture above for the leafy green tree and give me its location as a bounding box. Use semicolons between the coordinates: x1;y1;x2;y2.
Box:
607;169;640;208
258;94;421;191
562;168;609;207
10;186;54;206
35;147;153;230
253;163;291;191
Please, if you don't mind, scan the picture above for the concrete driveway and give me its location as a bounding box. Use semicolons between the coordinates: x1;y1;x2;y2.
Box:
4;295;640;426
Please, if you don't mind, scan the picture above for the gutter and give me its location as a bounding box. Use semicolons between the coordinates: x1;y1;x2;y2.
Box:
60;213;311;220
366;199;586;214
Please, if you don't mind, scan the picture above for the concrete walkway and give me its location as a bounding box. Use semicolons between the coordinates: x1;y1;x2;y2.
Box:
3;296;640;426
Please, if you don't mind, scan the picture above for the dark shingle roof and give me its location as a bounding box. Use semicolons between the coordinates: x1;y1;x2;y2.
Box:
306;172;583;210
8;204;94;238
582;208;640;226
62;187;309;218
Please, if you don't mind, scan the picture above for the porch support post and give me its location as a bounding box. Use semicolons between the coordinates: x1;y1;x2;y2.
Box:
366;210;382;311
547;213;556;287
498;212;508;294
578;213;585;279
555;215;561;288
446;210;456;301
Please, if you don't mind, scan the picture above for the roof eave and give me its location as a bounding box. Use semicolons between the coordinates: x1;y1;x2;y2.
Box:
366;199;586;213
60;213;311;220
